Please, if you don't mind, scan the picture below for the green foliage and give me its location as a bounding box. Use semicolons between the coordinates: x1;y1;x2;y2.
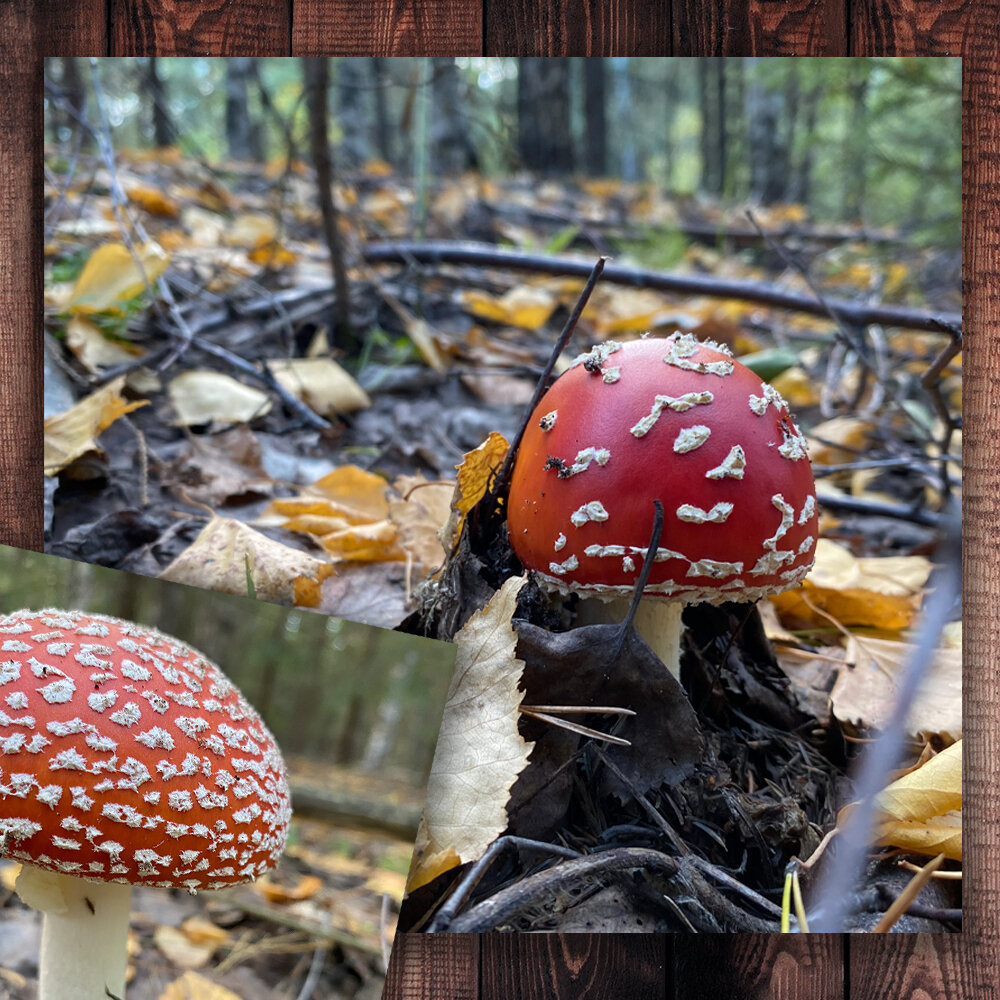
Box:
618;225;690;270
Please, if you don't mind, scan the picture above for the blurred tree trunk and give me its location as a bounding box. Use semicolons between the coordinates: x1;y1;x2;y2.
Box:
844;66;870;220
225;58;257;161
698;60;726;196
430;58;477;175
792;78;821;207
249;61;296;164
746;60;789;204
304;57;356;355
51;57;86;146
611;58;637;181
582;59;607;176
145;57;173;147
517;58;573;175
359;652;417;773
337;57;370;168
371;58;394;166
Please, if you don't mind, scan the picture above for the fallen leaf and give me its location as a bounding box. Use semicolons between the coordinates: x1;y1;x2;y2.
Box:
255;874;323;904
454;432;508;519
223;212;278;247
158;517;335;607
127;184;180;218
65;315;146;372
832;633;961;740
168;370;272;426
388;475;454;574
319;519;405;563
43;375;149;475
874;741;962;860
461;285;557;330
806;416;875;466
266;357;371;416
407;576;532;890
65;242;170;314
158;971;243;1000
154;924;219;971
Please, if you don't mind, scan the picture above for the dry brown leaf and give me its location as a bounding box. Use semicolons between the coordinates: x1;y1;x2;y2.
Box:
65;315;146;372
168;370;272;426
158;971;243;1000
154;925;217;971
127;184;180;218
832;633;962;740
43;375;149;475
65;242;170;314
158;517;335;607
266;358;371;416
388;475;454;574
407;576;532;891
874;741;962;860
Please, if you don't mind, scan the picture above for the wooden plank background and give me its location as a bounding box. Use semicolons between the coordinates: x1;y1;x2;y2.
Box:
3;2;993;996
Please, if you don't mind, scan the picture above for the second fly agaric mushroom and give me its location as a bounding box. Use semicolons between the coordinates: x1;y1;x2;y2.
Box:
507;333;819;677
0;608;291;1000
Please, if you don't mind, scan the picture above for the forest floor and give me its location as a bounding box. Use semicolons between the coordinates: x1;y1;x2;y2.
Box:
40;146;964;936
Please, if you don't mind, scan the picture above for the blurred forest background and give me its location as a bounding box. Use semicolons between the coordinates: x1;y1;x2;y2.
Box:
46;56;960;245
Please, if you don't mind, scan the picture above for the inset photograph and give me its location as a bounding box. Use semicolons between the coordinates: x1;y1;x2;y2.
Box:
0;544;453;998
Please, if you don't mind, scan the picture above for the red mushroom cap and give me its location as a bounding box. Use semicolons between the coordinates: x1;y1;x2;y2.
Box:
0;609;291;890
507;334;818;603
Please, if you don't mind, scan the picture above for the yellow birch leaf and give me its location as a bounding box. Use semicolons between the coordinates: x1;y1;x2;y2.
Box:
388;475;454;574
158;971;243;1000
407;576;532;891
255;874;324;904
158;517;335;608
320;519;404;562
461;286;557;330
65;315;146;373
168;371;272;426
874;741;962;861
65;242;170;315
266;358;370;416
454;432;508;517
127;184;179;218
43;375;149;475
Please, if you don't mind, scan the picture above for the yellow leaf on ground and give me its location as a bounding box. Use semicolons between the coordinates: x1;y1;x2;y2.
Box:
454;432;508;517
158;517;335;607
874;741;962;860
168;371;272;425
307;465;391;522
158;971;243;1000
154;925;219;971
248;240;298;269
43;375;149;475
255;874;324;904
223;212;278;247
266;358;371;417
407;576;532;890
806;416;875;466
832;634;961;740
461;286;557;330
65;315;146;373
769;365;820;408
127;184;179;218
388;475;454;574
65;242;170;314
770;539;931;631
319;519;405;563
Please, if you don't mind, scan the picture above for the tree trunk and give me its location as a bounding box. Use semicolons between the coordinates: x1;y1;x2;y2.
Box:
225;57;256;161
582;59;607;176
145;57;172;147
337;57;370;168
844;66;870;220
371;57;394;166
430;58;477;175
746;59;789;205
699;60;727;196
517;58;573;175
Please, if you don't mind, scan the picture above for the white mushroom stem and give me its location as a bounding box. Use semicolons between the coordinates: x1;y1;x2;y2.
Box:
15;863;131;1000
575;597;684;680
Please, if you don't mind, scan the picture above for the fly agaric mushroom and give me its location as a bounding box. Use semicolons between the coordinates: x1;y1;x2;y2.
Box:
0;608;291;1000
507;333;818;677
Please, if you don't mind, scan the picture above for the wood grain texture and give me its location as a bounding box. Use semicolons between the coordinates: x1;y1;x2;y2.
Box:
0;1;44;552
675;936;842;999
384;934;478;999
37;0;107;56
485;0;668;55
851;0;978;55
109;0;289;55
848;937;975;1000
293;1;482;56
673;0;845;55
480;935;667;999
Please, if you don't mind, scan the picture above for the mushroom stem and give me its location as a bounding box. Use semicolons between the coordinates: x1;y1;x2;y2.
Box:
576;597;684;679
16;864;131;1000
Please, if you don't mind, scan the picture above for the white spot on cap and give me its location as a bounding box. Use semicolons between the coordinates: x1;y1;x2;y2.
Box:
553;533;567;552
39;677;75;704
778;423;809;461
687;558;743;578
798;536;816;555
50;749;87;771
561;447;611;477
583;544;626;558
630;392;714;438
548;555;579;576
109;702;142;727
169;790;194;812
676;502;733;524
799;495;816;524
88;690;118;713
70;786;94;811
2;641;31;653
570;500;609;527
36;784;64;808
539;410;558;431
622;556;636;573
673;425;711;454
602;367;621;384
705;445;746;480
135;726;174;750
120;660;152;682
0;661;21;685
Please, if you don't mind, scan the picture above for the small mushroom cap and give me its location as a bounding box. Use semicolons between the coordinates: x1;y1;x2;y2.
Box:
0;609;291;890
507;334;818;603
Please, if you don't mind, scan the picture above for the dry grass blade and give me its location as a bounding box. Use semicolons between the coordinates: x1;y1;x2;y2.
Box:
518;707;632;746
871;852;946;932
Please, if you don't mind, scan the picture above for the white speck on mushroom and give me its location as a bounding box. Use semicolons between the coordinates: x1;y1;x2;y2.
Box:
553;533;567;552
798;536;816;555
562;447;612;477
25;734;49;753
39;677;75;704
539;410;558;431
175;716;211;740
778;423;809;461
118;757;152;790
571;340;622;369
799;494;816;524
570;500;610;527
70;786;95;811
88;689;118;713
195;786;228;809
705;445;747;480
52;836;82;850
4;691;27;709
49;749;88;771
673;425;711;453
0;661;21;685
687;558;743;578
622;556;636;572
135;726;175;750
46;642;73;656
168;790;194;812
676;501;733;524
109;701;142;727
84;732;117;753
602;367;621;383
762;494;795;552
663;334;734;375
750;549;797;575
0;818;42;842
120;659;152;682
630;392;714;437
1;733;25;753
36;784;64;807
2;641;31;653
